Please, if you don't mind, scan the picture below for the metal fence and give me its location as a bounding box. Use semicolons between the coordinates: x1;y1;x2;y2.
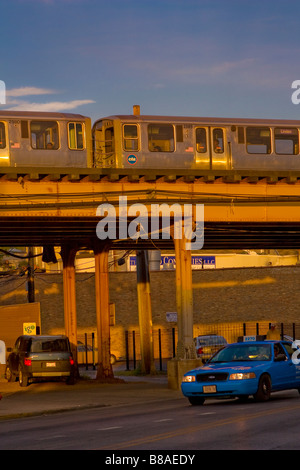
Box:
78;322;300;371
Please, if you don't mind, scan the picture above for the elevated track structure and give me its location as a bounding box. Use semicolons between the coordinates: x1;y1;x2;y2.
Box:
1;166;300;380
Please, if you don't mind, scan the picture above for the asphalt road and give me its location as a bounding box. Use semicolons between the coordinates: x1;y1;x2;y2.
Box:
1;389;300;451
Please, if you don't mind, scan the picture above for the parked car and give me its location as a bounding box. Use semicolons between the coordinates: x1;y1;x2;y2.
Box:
194;334;228;361
5;335;75;387
77;341;118;365
182;338;300;405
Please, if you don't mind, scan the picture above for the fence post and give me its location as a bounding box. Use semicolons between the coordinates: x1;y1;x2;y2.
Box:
85;333;88;370
293;323;296;341
281;323;284;340
172;328;176;358
125;331;130;370
92;332;95;370
133;330;136;369
158;329;162;371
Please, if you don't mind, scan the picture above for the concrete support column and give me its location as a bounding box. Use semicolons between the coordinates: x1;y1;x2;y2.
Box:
174;237;195;359
94;242;114;380
61;244;78;373
136;250;155;374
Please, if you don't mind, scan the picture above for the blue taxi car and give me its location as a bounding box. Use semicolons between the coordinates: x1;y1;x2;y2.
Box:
181;337;300;405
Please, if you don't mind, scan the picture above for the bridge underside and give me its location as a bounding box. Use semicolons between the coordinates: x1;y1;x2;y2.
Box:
0;217;300;249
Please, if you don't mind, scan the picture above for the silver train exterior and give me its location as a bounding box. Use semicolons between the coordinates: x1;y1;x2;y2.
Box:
0;111;92;167
2;108;300;171
92;112;300;171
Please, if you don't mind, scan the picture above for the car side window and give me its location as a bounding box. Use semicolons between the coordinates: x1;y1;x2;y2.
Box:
274;343;288;359
282;342;297;358
14;337;21;351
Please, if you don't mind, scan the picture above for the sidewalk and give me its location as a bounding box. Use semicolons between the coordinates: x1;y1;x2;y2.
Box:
0;367;182;421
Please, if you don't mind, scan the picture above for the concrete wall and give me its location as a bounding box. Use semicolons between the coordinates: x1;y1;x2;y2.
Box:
0;266;299;359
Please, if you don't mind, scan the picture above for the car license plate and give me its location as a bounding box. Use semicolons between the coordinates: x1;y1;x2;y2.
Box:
46;362;56;367
203;385;216;393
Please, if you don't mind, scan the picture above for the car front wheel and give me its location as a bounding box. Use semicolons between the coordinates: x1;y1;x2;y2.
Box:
188;396;205;406
254;374;271;402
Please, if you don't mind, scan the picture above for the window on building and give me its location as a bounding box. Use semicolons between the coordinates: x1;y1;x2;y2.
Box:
0;122;6;149
68;122;85;149
148;124;174;152
274;128;298;155
123;124;139;151
246;127;271;154
195;128;207;153
30;121;59;150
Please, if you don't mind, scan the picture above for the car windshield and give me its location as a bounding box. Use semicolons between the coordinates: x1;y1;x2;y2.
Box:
208;343;272;363
31;339;69;353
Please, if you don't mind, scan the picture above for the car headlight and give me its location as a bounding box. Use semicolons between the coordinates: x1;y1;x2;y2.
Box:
229;372;256;380
182;375;196;383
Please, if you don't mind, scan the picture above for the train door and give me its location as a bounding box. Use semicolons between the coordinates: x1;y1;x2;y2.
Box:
0;121;9;165
195;126;229;169
210;127;229;170
92;119;115;167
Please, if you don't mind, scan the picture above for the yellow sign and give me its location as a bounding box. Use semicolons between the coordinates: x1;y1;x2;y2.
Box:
23;323;36;335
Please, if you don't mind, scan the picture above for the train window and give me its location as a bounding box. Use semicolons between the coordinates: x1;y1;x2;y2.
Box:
176;125;183;143
148;124;174;152
68;122;85;150
0;122;6;149
30;121;59;150
195;128;207;153
105;127;114;156
246;127;271;154
238;127;245;144
123;124;139;151
21;121;29;139
213;128;224;153
274;128;298;155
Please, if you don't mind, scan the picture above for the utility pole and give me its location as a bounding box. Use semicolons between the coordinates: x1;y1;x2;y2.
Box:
27;247;35;303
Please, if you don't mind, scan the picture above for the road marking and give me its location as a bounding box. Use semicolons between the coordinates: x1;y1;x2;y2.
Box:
97;426;122;431
153;419;173;422
37;435;66;441
100;402;300;449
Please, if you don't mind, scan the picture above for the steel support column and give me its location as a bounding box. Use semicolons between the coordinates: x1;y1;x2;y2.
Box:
60;244;78;373
94;242;114;380
174;237;196;359
136;250;155;374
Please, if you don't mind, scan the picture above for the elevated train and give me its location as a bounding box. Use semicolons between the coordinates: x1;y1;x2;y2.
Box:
1;106;300;171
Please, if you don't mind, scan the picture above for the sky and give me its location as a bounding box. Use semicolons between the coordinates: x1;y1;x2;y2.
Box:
1;0;300;123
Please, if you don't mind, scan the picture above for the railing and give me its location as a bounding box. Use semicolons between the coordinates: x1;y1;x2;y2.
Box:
78;322;300;371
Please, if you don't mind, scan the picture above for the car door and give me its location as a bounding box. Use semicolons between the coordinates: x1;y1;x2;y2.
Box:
271;342;297;390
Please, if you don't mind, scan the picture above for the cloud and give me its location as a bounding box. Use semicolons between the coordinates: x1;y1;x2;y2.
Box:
6;99;95;112
6;87;58;97
4;86;95;112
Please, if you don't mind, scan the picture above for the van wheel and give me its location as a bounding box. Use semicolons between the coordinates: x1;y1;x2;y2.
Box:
18;367;29;387
254;374;271;402
5;366;16;382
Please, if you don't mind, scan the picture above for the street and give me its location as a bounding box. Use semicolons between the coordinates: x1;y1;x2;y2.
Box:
1;389;300;451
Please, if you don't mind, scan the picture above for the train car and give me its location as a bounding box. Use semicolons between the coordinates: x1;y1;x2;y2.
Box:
92;106;300;171
0;111;92;167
